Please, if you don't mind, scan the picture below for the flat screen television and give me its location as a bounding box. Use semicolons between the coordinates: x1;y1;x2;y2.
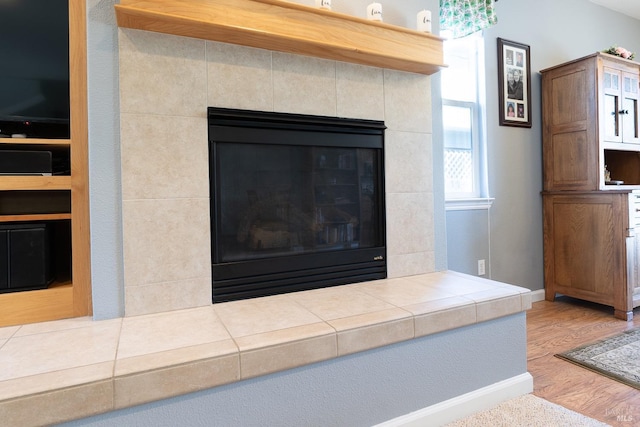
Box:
0;0;70;139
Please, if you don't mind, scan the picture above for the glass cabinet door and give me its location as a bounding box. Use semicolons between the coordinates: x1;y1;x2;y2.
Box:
622;71;639;144
603;67;622;143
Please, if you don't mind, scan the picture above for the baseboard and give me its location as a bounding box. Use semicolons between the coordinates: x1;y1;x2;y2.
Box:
374;372;534;427
530;289;545;303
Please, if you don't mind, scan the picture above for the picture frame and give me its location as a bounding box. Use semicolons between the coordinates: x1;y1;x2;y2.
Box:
497;38;532;128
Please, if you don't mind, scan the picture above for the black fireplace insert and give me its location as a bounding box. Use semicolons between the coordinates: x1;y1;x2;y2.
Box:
209;107;386;302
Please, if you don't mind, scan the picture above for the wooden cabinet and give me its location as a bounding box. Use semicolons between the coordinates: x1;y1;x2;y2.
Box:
0;0;90;326
541;53;640;320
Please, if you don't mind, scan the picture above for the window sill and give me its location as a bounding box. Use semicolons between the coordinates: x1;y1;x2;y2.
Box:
445;197;495;211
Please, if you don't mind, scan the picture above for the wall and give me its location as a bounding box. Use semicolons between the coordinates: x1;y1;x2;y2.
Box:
446;0;640;290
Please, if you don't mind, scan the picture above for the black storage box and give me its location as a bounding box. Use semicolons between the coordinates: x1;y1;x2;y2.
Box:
0;150;52;175
0;223;53;293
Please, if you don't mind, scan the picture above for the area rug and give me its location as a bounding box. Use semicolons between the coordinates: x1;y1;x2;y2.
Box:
445;394;609;426
555;328;640;390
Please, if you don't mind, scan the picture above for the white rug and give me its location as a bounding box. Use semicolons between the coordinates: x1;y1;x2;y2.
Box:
444;394;610;426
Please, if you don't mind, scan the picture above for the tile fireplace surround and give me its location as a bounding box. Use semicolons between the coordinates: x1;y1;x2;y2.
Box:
0;28;532;426
118;28;435;316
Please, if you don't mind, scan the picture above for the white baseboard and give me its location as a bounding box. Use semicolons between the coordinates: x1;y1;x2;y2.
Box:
530;289;545;303
374;372;534;427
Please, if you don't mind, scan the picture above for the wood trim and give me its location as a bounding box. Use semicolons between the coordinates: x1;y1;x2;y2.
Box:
0;284;74;327
114;0;445;75
0;176;71;191
69;0;92;317
0;138;71;147
0;213;72;222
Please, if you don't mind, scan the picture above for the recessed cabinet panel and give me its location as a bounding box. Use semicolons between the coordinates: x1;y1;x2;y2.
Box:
551;71;588;125
550;131;593;189
551;200;616;297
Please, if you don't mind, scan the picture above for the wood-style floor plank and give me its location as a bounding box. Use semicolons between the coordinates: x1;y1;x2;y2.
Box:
528;296;640;426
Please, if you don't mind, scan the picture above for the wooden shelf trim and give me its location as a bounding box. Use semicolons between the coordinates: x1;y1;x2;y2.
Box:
0;283;74;327
114;0;445;75
0;213;71;223
0;137;71;146
0;176;71;191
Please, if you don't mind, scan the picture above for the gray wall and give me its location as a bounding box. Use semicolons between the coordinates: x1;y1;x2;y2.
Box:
446;0;640;290
447;209;490;276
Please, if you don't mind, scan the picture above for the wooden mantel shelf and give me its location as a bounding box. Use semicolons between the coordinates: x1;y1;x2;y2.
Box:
114;0;445;75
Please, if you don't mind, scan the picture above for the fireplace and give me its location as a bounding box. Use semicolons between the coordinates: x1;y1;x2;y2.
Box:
209;107;386;302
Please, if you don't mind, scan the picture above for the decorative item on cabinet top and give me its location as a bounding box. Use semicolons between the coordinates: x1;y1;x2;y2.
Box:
604;45;635;61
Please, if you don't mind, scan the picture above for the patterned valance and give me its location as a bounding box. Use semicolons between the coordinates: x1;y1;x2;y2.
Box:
440;0;498;39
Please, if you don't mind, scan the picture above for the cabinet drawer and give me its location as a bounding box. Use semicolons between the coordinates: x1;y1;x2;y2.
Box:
630;192;640;228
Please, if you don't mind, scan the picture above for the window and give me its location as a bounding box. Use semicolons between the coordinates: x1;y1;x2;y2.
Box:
442;32;489;204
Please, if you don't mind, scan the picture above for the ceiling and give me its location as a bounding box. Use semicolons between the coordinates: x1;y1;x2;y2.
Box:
590;0;640;20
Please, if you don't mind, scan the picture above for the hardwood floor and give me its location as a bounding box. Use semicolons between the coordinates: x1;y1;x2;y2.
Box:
528;296;640;426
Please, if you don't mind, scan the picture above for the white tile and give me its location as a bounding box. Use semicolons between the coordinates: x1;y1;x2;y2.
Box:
122;198;211;288
387;251;436;278
356;277;456;306
119;29;206;117
120;114;209;200
124;278;212;317
385;130;433;193
273;52;337;116
118;307;230;360
383;69;431;132
0;322;121;381
214;295;323;337
207;42;274;111
336;62;384;120
0;326;20;340
289;286;394;320
385;192;435;255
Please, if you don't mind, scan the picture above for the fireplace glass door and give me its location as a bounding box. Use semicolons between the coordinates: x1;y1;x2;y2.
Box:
209;108;386;302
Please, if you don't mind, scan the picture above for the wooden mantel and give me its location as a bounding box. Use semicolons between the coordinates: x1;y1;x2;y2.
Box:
114;0;445;75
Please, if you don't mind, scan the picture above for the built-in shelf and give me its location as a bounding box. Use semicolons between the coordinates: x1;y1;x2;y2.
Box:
0;0;90;328
115;0;445;75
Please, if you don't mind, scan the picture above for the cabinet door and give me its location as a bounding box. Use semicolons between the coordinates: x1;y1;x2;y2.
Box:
629;192;640;308
603;67;622;143
622;71;639;144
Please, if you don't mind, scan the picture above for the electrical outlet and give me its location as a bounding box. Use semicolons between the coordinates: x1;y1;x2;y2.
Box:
478;259;486;276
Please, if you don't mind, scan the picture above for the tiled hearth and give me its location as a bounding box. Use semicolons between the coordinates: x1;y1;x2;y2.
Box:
0;272;531;426
118;28;434;316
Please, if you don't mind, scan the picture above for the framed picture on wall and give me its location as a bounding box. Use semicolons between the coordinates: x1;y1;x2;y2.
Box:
497;38;532;128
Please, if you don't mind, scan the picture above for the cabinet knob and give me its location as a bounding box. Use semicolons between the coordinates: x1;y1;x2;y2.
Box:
619;109;629;115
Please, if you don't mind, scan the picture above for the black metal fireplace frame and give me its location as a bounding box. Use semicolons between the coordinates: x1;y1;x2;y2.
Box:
208;107;387;302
